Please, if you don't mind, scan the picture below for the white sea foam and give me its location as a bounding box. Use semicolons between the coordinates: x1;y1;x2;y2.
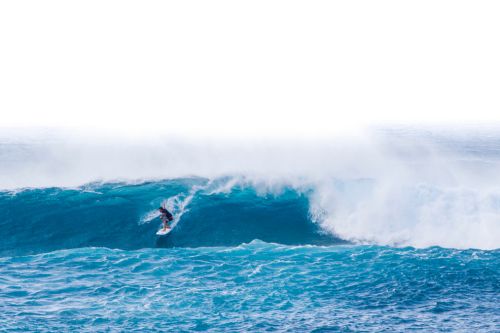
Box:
140;186;200;228
1;127;500;249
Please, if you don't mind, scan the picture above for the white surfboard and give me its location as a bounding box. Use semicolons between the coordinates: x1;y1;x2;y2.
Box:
156;227;172;236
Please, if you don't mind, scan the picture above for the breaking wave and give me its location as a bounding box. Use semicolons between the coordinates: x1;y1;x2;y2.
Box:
1;127;500;253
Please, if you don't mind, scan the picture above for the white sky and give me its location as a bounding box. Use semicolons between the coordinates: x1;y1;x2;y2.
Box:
1;1;499;138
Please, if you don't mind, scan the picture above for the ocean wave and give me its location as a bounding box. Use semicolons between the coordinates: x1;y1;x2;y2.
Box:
1;128;500;252
1;176;499;256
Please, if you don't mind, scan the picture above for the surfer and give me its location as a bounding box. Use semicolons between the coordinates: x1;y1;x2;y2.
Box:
159;207;174;231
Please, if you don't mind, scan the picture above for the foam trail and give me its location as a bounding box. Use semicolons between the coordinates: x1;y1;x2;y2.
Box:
139;210;161;225
161;187;199;229
140;185;201;228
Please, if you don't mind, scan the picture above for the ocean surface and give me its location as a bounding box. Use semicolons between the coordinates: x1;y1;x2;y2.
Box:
0;129;499;332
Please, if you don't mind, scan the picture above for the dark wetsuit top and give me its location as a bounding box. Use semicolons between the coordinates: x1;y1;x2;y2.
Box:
161;209;174;221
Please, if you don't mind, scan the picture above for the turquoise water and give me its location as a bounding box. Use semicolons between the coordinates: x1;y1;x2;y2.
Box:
1;243;498;332
0;179;499;332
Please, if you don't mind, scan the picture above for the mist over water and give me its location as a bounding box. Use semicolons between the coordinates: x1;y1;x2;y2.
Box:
1;127;500;250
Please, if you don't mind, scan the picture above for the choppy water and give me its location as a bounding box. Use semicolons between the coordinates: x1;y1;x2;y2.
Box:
1;243;498;332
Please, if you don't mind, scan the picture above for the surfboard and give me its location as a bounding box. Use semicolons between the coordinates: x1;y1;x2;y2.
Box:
156;227;172;236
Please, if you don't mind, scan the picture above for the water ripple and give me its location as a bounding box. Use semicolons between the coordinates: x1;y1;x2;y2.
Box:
0;243;498;332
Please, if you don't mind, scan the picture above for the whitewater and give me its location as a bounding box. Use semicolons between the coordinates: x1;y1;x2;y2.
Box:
0;127;499;332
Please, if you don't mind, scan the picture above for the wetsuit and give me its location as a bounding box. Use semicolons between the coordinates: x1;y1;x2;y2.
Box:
160;208;174;222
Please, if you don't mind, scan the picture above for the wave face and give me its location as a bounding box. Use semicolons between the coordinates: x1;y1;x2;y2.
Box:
0;179;338;256
1;243;498;332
